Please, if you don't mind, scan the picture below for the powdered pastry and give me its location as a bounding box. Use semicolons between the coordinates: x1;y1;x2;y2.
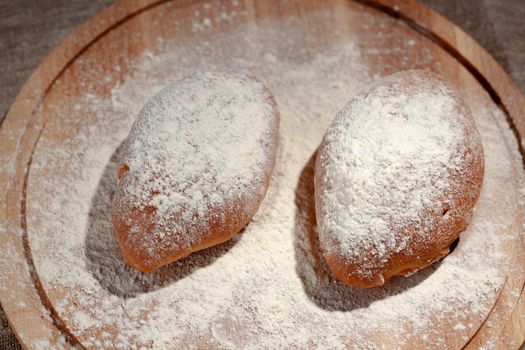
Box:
314;70;484;287
112;72;280;272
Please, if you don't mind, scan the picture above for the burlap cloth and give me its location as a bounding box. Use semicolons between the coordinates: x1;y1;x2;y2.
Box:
1;0;524;348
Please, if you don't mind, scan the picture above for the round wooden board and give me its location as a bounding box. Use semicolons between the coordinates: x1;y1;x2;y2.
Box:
0;0;523;349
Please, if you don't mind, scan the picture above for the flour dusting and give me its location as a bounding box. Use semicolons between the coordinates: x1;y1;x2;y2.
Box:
112;72;278;270
13;1;523;349
315;70;483;284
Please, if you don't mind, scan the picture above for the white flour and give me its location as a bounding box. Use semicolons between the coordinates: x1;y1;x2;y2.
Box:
13;1;522;349
112;72;278;270
315;70;483;283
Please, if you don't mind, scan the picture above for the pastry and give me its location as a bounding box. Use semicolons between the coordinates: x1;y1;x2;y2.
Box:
112;72;280;272
314;70;484;287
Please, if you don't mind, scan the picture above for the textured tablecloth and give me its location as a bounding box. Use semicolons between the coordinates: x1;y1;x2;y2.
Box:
1;0;524;348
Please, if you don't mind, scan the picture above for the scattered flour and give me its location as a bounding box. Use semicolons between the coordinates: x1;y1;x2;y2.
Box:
0;1;520;349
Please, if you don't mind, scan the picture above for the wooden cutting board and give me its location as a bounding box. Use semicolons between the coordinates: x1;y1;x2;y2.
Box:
0;0;523;348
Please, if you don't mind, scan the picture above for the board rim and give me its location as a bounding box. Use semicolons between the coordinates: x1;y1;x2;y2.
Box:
0;0;523;348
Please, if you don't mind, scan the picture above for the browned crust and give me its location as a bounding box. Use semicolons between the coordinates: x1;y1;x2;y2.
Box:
314;70;485;288
112;81;280;273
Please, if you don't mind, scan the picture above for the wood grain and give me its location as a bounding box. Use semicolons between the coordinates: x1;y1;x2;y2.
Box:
0;0;523;348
